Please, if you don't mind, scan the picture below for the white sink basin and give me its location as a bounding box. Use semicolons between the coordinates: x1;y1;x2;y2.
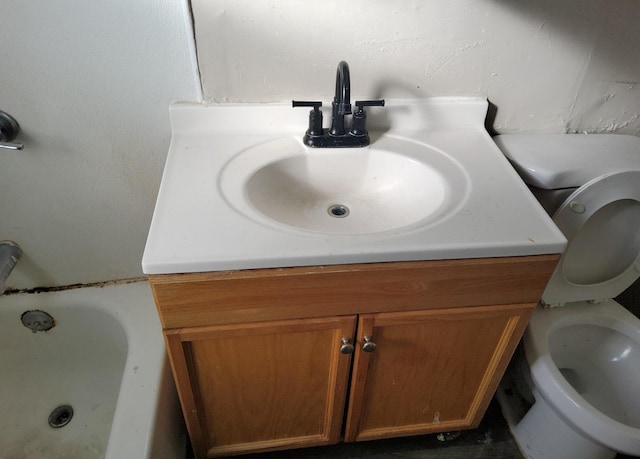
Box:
220;136;469;234
142;98;566;274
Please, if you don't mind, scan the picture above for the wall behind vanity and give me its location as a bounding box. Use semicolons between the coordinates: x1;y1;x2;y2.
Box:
193;0;640;135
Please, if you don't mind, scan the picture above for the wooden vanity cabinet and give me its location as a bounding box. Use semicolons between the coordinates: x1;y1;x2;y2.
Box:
164;316;356;458
344;304;532;442
149;255;558;458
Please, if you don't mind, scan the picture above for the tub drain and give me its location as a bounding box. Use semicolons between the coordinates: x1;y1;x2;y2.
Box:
48;405;74;428
21;310;55;333
328;204;350;218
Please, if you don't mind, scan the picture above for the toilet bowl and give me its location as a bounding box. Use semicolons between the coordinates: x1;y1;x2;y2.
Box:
494;134;640;459
515;300;640;459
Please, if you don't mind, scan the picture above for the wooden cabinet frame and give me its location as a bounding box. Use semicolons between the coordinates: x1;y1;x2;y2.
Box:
150;255;559;458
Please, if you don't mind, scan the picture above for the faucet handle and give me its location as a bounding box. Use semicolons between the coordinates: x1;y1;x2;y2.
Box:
292;100;322;109
292;100;324;138
0;111;24;150
350;100;385;138
355;100;385;110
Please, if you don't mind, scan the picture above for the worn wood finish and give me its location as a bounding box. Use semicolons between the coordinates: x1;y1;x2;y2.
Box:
344;303;534;442
240;399;525;459
164;316;357;457
149;255;558;328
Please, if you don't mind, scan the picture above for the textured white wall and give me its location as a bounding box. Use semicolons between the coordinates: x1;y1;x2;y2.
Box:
192;0;640;135
0;0;200;290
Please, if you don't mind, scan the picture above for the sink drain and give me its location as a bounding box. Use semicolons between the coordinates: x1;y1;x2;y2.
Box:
328;204;350;218
48;405;74;428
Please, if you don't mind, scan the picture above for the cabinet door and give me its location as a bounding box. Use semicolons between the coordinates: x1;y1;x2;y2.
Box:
165;316;356;458
344;303;533;442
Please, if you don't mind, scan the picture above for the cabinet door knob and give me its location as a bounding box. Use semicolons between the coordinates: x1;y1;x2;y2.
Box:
362;336;377;353
339;337;355;354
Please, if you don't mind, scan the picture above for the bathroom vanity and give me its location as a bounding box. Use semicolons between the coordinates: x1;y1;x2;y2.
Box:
143;98;566;457
149;255;557;457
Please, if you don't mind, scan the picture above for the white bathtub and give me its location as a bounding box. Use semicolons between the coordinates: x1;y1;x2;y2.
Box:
0;281;186;459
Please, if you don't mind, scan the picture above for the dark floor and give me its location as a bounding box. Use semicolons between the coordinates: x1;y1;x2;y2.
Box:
617;277;640;319
243;399;524;459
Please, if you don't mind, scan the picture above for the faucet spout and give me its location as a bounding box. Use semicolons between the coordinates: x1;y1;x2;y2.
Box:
335;61;351;115
0;241;21;294
330;61;352;136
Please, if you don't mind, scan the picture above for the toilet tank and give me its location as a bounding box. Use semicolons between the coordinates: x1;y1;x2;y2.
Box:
494;134;640;215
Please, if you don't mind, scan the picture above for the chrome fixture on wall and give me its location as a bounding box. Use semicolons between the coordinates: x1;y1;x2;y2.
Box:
0;111;24;150
0;241;22;294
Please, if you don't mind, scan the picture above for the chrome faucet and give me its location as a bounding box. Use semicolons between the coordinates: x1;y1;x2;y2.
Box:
0;241;21;294
293;61;384;148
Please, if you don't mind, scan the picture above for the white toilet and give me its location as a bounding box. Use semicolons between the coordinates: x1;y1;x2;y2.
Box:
494;134;640;459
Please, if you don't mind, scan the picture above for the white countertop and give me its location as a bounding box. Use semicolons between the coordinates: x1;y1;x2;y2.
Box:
142;98;566;274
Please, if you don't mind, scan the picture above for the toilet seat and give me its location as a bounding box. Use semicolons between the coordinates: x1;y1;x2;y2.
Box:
542;170;640;306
